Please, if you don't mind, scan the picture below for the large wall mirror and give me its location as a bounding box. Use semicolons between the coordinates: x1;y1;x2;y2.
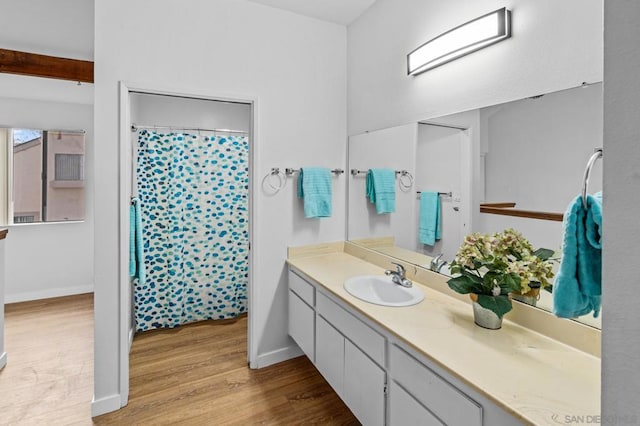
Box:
347;82;603;329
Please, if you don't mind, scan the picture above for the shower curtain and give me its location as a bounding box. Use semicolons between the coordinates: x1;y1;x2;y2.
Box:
134;130;249;332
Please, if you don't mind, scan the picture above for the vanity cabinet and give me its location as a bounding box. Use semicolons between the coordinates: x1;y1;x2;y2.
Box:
289;271;385;426
288;268;520;426
316;293;385;426
389;344;482;426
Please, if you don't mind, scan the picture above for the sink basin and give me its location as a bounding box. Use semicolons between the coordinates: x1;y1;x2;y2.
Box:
343;275;424;307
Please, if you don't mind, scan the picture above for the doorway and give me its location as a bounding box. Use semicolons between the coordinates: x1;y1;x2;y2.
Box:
118;84;256;406
416;123;467;262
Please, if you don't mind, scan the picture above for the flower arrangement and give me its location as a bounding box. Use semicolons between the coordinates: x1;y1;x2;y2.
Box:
447;228;555;319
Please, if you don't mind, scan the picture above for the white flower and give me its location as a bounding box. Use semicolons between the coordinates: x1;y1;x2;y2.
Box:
492;285;501;297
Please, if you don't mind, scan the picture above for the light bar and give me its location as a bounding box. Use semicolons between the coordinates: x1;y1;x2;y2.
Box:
408;7;511;75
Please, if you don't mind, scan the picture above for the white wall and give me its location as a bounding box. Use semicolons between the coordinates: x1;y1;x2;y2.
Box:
602;1;640;421
0;93;94;302
482;83;603;212
348;124;417;247
476;83;602;253
94;0;346;415
348;0;603;135
0;0;95;303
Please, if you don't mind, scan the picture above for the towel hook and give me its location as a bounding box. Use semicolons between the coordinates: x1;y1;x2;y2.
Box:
262;167;286;194
397;170;414;191
581;148;603;208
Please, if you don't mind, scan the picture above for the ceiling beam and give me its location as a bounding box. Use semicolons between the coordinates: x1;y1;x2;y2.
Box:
0;48;94;83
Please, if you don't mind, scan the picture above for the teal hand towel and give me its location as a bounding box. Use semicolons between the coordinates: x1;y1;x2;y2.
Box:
553;192;602;318
135;197;145;286
297;167;332;218
129;203;136;277
418;191;441;246
366;168;396;214
130;197;146;285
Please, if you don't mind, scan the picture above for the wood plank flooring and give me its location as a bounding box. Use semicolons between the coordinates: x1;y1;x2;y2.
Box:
1;294;358;425
96;316;359;425
0;293;94;425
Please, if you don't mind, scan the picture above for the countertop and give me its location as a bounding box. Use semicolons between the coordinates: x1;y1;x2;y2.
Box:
287;251;600;426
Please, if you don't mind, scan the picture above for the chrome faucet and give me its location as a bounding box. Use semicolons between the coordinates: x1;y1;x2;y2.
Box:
385;262;413;288
430;254;447;273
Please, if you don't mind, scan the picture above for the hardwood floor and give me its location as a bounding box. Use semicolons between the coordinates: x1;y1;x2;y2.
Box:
0;293;94;425
1;294;358;425
96;316;358;425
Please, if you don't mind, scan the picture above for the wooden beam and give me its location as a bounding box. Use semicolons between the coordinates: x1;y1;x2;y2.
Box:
0;228;7;240
0;48;93;83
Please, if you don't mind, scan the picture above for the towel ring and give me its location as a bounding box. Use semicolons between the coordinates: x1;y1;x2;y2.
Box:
581;149;603;208
397;170;414;191
262;168;286;194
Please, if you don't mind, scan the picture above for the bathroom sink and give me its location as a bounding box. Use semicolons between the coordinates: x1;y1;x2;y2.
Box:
343;275;424;307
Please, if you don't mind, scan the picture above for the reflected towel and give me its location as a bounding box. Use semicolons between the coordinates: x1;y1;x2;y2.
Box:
553;192;602;318
297;167;332;218
366;168;396;214
419;191;441;246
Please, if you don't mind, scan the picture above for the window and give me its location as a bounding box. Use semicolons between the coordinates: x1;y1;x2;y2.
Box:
6;128;86;223
55;154;85;181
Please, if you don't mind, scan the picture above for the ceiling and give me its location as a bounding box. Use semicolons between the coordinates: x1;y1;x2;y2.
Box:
247;0;377;26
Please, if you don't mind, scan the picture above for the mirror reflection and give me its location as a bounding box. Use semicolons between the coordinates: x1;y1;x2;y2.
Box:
347;82;603;329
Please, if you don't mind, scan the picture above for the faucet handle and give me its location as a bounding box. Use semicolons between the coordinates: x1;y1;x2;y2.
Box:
390;262;405;275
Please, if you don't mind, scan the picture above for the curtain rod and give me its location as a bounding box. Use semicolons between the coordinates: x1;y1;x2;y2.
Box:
131;124;248;134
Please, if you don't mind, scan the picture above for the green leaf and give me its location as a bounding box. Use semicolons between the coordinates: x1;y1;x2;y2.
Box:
533;248;555;261
544;284;553;294
447;275;484;294
460;270;484;285
476;294;513;319
501;273;522;293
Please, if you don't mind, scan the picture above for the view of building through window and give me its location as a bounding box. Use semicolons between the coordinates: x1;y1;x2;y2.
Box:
11;128;85;223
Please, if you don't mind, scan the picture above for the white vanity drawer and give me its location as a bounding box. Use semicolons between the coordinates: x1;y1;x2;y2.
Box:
316;292;385;366
390;344;482;426
289;270;315;306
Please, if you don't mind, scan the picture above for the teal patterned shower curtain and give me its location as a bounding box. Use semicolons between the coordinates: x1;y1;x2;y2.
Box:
134;130;249;332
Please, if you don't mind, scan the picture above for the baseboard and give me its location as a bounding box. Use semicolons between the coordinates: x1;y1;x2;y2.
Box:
4;284;94;304
91;393;122;417
255;344;304;368
0;351;6;370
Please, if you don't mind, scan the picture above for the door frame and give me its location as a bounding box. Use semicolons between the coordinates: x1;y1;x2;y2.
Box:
418;121;474;251
117;81;258;406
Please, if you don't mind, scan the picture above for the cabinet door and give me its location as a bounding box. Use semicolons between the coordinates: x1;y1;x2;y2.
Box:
389;381;444;426
344;340;385;426
288;290;315;362
316;316;345;398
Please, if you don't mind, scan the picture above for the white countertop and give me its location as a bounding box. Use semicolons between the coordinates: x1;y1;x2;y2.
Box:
287;251;600;426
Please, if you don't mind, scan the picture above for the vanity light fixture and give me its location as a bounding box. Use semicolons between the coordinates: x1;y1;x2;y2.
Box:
407;7;511;75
